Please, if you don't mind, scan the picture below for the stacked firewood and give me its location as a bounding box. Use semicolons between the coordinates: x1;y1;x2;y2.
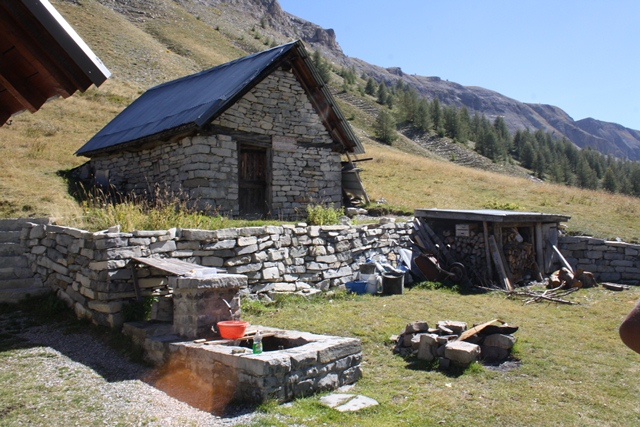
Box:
442;229;486;280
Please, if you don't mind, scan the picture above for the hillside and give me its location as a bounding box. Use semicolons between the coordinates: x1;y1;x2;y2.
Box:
0;0;639;241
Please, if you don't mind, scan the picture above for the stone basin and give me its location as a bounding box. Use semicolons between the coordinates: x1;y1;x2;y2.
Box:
124;323;362;404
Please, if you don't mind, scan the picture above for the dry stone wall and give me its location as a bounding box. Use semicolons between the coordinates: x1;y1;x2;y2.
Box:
21;219;411;328
558;236;640;284
87;69;342;219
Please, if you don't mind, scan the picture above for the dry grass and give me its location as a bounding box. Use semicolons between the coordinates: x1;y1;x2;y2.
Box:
2;0;639;244
360;142;640;242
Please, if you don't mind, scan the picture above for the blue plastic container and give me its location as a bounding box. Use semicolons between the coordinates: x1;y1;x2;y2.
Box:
345;280;368;295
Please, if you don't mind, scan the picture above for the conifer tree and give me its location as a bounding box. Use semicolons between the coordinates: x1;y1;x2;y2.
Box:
377;82;389;105
312;50;331;84
374;109;398;143
365;77;377;96
602;167;619;193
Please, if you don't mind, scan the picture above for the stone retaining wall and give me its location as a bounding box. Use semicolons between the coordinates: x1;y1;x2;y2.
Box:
21;219;411;328
558;236;640;284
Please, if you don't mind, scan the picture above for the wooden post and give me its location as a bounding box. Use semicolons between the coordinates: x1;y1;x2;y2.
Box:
489;235;513;290
129;260;142;302
535;223;544;273
493;224;514;284
483;221;493;279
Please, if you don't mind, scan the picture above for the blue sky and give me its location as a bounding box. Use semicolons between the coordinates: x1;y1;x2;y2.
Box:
279;0;640;130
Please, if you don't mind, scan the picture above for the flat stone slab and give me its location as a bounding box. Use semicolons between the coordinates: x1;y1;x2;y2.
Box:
320;393;379;412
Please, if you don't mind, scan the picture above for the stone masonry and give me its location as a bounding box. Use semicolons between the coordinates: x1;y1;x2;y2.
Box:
20;219;411;328
0;218;51;303
558;235;640;284
87;69;342;219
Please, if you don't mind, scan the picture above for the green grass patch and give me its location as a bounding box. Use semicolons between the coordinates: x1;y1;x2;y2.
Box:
240;286;640;426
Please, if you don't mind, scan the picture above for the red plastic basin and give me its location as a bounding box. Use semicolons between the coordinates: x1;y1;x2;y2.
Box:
217;320;249;339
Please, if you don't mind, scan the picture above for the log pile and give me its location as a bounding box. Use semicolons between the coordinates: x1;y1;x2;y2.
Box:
548;267;598;289
502;228;538;283
442;228;486;280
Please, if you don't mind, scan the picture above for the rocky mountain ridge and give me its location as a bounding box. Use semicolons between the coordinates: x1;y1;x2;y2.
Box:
77;0;640;161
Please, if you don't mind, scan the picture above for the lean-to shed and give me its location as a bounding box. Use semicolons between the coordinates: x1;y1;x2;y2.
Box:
76;41;365;219
413;209;571;288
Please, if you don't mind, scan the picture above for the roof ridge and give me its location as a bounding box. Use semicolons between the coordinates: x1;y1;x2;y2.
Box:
148;41;299;93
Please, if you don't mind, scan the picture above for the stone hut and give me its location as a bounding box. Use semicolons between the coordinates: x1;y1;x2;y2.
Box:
75;41;365;219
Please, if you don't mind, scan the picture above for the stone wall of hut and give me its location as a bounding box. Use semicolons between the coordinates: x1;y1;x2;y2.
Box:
87;69;342;219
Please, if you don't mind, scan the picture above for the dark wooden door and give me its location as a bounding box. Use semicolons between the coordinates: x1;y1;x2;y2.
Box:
238;145;269;218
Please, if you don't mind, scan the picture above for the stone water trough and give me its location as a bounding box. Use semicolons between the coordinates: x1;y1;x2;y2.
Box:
123;260;362;405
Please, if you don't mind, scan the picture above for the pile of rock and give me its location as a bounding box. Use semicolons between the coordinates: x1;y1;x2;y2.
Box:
393;319;518;369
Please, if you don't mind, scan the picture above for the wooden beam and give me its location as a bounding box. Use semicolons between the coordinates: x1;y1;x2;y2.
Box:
489;235;513;291
0;3;87;94
483;221;493;279
535;223;544;273
0;56;46;112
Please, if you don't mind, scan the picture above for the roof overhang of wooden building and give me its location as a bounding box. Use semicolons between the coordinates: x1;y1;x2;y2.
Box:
0;0;110;126
75;41;364;157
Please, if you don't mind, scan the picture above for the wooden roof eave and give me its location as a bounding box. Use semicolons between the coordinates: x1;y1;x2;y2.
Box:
288;44;365;155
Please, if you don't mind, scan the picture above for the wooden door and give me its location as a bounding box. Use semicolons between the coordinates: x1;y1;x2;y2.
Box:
238;144;269;218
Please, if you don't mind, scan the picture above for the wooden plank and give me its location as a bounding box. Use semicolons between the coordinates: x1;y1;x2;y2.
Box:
131;257;208;276
483;221;493;279
412;219;437;252
543;225;558;274
493;224;514;284
535;223;544;273
489;235;513;290
458;319;501;342
419;219;455;265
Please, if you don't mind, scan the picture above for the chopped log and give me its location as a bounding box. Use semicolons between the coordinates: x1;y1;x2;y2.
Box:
559;267;574;287
579;271;598;288
602;282;631;291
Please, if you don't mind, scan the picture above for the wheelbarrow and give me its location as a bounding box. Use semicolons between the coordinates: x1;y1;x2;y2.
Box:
413;252;467;284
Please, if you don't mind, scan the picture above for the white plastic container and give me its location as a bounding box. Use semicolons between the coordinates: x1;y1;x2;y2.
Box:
366;274;379;294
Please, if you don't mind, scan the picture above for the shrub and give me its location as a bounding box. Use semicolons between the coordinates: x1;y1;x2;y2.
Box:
305;204;344;225
484;199;521;210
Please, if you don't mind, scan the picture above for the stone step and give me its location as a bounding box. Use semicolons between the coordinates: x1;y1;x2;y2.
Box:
0;278;39;290
0;243;24;257
0;287;51;304
0;230;21;243
0;255;29;268
0;267;34;280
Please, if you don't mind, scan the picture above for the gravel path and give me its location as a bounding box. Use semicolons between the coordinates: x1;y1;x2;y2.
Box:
0;311;259;426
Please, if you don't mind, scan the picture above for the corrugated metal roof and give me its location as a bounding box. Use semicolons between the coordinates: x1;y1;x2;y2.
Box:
76;41;364;156
414;208;571;223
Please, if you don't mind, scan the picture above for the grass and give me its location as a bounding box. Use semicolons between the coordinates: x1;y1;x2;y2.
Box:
2;1;639;425
239;287;640;427
358;142;640;242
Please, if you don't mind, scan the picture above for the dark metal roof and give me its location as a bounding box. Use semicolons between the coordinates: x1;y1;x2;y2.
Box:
0;0;110;126
76;41;364;156
414;208;571;223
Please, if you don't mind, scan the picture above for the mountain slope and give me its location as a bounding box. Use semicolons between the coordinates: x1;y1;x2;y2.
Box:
57;0;640;161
